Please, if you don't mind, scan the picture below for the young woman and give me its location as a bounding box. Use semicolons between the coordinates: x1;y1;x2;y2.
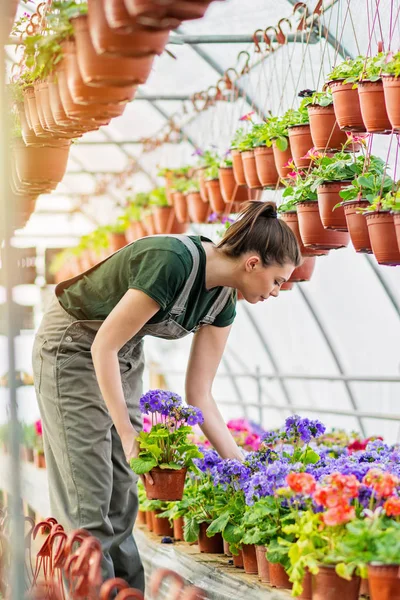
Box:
32;201;301;591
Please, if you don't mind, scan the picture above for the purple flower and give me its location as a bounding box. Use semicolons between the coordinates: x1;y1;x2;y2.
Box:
180;405;204;426
284;415;326;443
212;459;251;490
194;449;221;473
208;212;219;223
244;460;293;505
139;389;182;415
262;430;279;445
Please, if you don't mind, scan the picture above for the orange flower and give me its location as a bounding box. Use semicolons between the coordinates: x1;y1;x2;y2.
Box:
327;473;360;499
287;472;316;495
323;504;355;527
383;496;400;517
363;469;399;498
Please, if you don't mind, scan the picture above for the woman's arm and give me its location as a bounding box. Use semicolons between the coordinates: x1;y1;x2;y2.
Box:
185;324;243;461
91;289;160;460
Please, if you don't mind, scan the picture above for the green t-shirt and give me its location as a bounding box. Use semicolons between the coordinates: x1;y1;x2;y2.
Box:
58;235;236;331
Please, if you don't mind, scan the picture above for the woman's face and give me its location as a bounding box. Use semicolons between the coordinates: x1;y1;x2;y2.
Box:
237;256;295;304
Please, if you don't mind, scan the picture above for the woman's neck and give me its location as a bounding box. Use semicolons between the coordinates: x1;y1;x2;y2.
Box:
201;241;239;290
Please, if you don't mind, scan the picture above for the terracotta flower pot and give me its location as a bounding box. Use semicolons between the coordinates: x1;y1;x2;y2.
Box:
33;82;53;133
124;0;183;30
165;0;211;21
187;192;209;223
89;0;169;57
297;201;350;250
281;281;294;291
329;80;365;132
312;566;360;600
218;167;250;203
269;563;292;590
359;577;370;597
17;101;46;146
173;517;184;541
143;212;157;235
242;150;263;189
368;564;400;600
205;179;225;212
242;544;258;575
48;77;93;133
152;511;174;537
299;570;313;600
146;510;154;532
153;206;176;233
255;546;269;583
317;182;349;231
343;200;373;253
308;104;348;150
365;211;400;265
288;124;313;168
272;141;294;179
394;213;400;252
105;0;138;31
197;167;209;202
35;81;76;138
233;549;244;568
144;467;187;501
198;523;223;554
254;146;279;187
136;510;147;526
223;540;232;556
358;80;392;133
25;87;50;138
73;15;155;87
289;256;316;282
172;192;188;223
382;76;400;130
23;447;34;463
231;149;246;186
134;221;147;239
279;211;329;257
14;139;71;188
107;232;127;253
34;450;46;469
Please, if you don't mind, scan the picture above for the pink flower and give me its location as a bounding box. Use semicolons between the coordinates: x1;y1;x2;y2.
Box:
283;159;295;169
227;418;251;432
239;111;255;122
34;419;42;437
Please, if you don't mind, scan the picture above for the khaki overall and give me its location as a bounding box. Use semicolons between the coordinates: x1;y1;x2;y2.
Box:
32;235;232;590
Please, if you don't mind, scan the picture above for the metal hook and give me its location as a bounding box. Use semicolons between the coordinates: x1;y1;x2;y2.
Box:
264;26;278;51
313;0;323;16
100;578;130;600
223;68;238;90
237;50;251;76
293;2;309;31
252;29;264;53
276;18;292;44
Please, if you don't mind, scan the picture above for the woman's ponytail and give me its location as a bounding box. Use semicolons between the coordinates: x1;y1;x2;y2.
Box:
217;201;301;267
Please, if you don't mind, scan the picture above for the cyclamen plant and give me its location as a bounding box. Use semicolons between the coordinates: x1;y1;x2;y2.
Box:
130;390;204;475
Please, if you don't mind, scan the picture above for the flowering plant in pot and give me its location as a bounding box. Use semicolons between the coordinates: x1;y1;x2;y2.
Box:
377;51;400;130
130;390;204;501
326;57;366;131
303;88;349;151
285;100;313;168
356;53;393;133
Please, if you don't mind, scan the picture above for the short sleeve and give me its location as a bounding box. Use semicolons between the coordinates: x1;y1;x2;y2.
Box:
212;290;237;328
128;246;187;310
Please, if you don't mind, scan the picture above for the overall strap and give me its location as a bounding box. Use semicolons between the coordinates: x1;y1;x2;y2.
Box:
161;235;201;317
200;286;234;326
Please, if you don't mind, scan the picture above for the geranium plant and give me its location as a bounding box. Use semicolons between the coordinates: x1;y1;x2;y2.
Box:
326;56;365;84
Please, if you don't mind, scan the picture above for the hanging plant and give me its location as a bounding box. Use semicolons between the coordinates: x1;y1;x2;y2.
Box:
326;57;366;131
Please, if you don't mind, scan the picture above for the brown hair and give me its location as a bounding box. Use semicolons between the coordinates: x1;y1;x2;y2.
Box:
217;201;301;267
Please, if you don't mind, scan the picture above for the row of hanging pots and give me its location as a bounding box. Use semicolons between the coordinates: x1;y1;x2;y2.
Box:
328;77;400;133
195;168;262;215
231;147;287;189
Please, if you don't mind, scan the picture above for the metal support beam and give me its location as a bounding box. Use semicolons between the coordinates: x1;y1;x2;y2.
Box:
295;284;365;436
168;33;319;45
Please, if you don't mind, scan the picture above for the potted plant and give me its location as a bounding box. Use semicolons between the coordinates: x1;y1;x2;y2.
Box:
358;53;392;133
286;99;314;168
305;89;348;151
34;419;46;469
230;128;247;186
125;202;146;243
235;121;264;190
185;179;210;223
391;191;400;252
278;200;329;258
105;219;128;253
250;120;280;188
149;187;176;234
203;155;227;213
130;389;204;501
194;149;219;202
265;115;294;179
357;192;400;266
381;51;400;130
326;57;366;131
168;176;189;224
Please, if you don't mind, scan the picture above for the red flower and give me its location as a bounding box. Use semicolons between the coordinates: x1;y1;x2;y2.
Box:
34;419;43;437
287;472;316;495
239;111;255;122
384;496;400;517
363;469;399;498
347;439;368;453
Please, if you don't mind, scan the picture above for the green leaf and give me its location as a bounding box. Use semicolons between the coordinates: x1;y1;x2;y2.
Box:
207;512;230;536
130;457;157;474
183;518;200;543
223;522;243;544
158;462;183;470
275;136;288;152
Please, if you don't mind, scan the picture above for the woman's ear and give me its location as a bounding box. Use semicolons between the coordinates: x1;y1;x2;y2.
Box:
245;255;261;272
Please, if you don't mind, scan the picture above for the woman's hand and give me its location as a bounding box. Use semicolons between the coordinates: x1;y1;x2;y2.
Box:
121;430;154;486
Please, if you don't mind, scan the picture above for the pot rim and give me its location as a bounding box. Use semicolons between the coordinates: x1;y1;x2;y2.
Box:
288;123;311;130
341;199;370;207
368;561;400;567
317;179;353;187
364;209;393;216
307;103;334;110
358;78;383;85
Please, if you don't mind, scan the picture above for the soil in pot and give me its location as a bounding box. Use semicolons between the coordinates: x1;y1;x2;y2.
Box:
368;564;400;600
365;211;400;265
289;256;316;282
233;550;244;568
242;150;263;189
297;201;350;250
343;200;373;253
288;124;313;168
172;192;188;223
187;192;209;223
382;76;400;130
358;80;392;133
254;146;279;187
206;179;225;212
312;565;360;600
394;213;400;252
152;511;174;537
279;211;330;257
272;142;293;179
255;546;269;583
153;206;176;233
308;104;348;150
329;81;366;131
242;544;258;574
198;523;223;554
173;517;184;541
269;563;292;590
144;467;187;501
317;182;349;231
231;149;246;186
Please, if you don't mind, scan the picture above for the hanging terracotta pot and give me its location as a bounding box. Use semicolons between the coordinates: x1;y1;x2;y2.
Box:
35;81;77;138
33;82;54;134
231;149;246;186
196;167;209;202
14;139;71;188
23;87;33;130
317;182;350;231
254;146;279;188
143;212;157;235
242;544;258;575
368;564;400;600
146;510;153;532
153;206;176;233
124;0;182;30
152;511;174;537
24;87;50;138
172;192;188;223
242;150;263;189
365;211;400;265
105;0;138;31
187;191;209;223
382;76;400;130
173;517;184;541
205;179;225;213
136;510;147;526
16;102;43;146
127;220;147;241
219;167;249;203
394;213;400;252
358;80;392;133
48;76;92;133
269;563;292;589
198;524;223;554
233;550;244;568
279;211;329;257
342;200;372;253
255;546;269;583
297;201;350;250
73;15;155;87
89;0;169;57
144;467;187;500
281;281;294;291
272;141;293;179
329;81;366;131
107;232;127;252
288;124;313;168
165;1;212;21
289;256;316;282
4;0;18;38
312;566;360;600
308;105;348;150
